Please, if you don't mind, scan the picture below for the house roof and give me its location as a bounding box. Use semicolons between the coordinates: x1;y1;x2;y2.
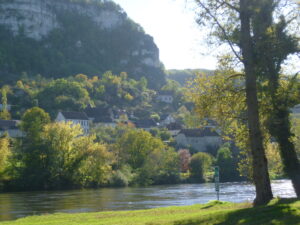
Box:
61;111;89;120
160;114;171;121
85;107;114;123
0;120;18;130
166;122;183;130
291;104;300;113
179;128;219;137
85;107;110;117
94;116;114;123
135;119;158;128
158;90;173;96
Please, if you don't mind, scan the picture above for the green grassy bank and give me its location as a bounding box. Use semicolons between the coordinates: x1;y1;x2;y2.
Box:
1;199;299;225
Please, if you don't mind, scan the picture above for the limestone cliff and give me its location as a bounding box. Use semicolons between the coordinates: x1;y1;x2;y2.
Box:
0;0;165;88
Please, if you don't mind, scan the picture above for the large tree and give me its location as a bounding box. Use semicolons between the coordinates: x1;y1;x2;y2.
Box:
193;0;299;203
193;0;275;205
251;0;300;198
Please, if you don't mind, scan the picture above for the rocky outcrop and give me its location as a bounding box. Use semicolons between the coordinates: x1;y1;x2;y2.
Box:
0;0;165;88
0;0;124;40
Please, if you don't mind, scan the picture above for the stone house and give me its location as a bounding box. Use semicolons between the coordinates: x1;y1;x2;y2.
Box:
166;122;183;136
159;114;175;127
0;119;23;138
56;111;89;134
156;90;174;103
85;107;116;127
175;128;222;153
134;119;159;131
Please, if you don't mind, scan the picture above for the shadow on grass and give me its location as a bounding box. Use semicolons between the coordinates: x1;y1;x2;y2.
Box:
173;199;300;225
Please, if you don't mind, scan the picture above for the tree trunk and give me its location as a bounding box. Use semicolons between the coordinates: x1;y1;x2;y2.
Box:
271;105;300;198
251;0;300;199
240;0;273;206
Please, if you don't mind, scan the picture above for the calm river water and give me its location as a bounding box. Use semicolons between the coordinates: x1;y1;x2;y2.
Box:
0;179;296;221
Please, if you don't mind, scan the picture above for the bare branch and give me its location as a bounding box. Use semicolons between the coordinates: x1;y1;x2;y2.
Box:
215;0;240;12
195;0;243;62
227;73;245;79
284;70;300;105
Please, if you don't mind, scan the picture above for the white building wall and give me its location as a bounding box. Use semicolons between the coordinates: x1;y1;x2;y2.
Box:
157;95;174;103
175;134;222;152
55;112;89;134
0;129;24;138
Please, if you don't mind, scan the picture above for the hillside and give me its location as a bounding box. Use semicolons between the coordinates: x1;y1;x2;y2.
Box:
166;69;215;86
0;0;165;89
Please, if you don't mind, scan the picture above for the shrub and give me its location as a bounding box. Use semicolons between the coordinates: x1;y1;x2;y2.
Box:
189;152;213;183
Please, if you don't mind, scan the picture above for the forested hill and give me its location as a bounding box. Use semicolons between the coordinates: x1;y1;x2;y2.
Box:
166;69;215;86
0;0;165;89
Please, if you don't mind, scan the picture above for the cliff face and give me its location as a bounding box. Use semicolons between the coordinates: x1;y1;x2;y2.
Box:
0;0;125;40
0;0;165;88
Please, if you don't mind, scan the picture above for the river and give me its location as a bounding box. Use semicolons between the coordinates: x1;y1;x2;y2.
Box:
0;179;296;221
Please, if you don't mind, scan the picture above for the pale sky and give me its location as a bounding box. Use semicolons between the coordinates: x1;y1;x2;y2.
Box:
113;0;218;70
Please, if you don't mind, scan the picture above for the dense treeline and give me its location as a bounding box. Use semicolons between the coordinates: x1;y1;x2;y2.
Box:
1;71;299;191
0;72;187;120
0;107;244;191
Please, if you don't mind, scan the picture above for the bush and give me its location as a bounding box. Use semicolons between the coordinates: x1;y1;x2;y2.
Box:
189;152;213;183
109;165;134;187
109;171;129;187
216;143;241;182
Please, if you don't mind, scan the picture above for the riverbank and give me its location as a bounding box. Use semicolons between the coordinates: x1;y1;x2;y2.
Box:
0;198;299;225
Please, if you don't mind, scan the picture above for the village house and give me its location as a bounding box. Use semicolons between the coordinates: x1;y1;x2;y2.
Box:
159;114;175;127
56;111;90;134
0;104;12;111
134;118;159;131
175;128;222;153
0;119;23;138
291;104;300;114
156;90;174;103
166;122;183;136
85;106;116;127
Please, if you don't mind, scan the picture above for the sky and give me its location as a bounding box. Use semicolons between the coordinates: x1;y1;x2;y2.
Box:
113;0;218;70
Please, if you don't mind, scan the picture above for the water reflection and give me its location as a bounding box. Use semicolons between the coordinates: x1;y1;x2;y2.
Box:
0;180;296;221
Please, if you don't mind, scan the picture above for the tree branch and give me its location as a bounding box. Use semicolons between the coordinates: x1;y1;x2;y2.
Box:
216;0;240;12
284;70;300;105
195;0;243;62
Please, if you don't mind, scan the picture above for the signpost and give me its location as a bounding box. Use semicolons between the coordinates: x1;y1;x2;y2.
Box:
214;166;220;201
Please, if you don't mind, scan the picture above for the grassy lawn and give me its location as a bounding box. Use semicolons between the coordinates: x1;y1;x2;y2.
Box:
0;198;299;225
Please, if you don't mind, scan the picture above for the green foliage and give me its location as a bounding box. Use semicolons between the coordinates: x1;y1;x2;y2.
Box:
189;152;214;183
116;129;164;169
0;110;11;120
109;165;134;187
0;85;11;119
135;148;180;185
93;125;130;144
115;129;180;185
41;122;112;188
20;107;51;140
216;143;241;182
291;117;300;159
0;136;10;183
8;107;51;190
9;119;112;190
37;79;90;117
166;69;214;86
149;128;172;141
266;142;284;179
90;71;150;108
